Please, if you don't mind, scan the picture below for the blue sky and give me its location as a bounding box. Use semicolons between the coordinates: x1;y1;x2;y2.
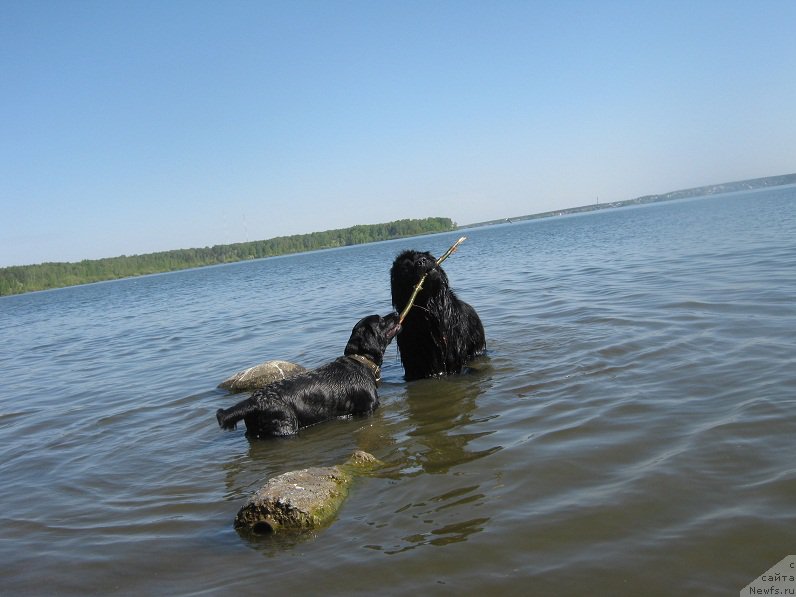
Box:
2;0;795;267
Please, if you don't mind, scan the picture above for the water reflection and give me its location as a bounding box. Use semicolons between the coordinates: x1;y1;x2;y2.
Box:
362;361;500;554
373;516;492;555
233;519;329;555
393;360;501;476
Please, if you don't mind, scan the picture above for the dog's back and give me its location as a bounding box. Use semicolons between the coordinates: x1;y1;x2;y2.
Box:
216;312;399;437
216;361;377;437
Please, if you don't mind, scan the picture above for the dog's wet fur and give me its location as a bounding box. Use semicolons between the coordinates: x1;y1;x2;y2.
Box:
216;313;400;438
390;249;486;380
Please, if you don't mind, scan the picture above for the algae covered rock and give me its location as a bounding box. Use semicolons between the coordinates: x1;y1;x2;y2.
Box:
234;450;381;534
219;360;306;392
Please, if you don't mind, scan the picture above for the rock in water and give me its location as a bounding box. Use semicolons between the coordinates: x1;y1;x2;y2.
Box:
234;450;381;534
218;360;306;392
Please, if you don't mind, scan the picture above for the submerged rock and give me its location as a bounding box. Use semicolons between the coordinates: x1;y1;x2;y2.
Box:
234;450;381;534
219;360;306;392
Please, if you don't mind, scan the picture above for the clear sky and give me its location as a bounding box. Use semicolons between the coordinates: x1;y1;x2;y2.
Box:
2;0;795;267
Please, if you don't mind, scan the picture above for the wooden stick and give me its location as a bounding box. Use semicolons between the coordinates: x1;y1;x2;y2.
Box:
398;236;467;324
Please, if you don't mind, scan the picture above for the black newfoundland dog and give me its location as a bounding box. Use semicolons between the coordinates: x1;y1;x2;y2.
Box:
390;249;486;380
216;313;400;438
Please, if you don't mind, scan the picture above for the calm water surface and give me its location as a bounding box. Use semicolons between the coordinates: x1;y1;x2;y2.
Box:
1;187;795;595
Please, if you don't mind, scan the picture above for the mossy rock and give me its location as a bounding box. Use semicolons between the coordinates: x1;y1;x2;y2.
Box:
234;450;381;534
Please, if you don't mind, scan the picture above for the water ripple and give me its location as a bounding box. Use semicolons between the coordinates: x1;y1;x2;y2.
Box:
0;188;795;595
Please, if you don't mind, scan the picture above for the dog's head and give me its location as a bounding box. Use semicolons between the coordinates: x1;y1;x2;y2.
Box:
344;312;401;366
390;249;450;311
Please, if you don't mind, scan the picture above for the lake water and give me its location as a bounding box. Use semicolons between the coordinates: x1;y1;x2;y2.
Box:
1;186;795;595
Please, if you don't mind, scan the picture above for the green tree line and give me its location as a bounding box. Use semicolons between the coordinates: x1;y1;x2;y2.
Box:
0;217;455;296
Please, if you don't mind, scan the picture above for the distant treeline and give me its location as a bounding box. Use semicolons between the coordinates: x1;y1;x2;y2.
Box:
0;217;455;296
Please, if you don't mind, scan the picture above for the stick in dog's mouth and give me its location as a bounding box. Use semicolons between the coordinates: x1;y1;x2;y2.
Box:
397;236;467;325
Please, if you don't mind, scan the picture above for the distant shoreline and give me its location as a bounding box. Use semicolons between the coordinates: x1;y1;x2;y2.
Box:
0;217;454;297
3;173;794;297
460;172;796;229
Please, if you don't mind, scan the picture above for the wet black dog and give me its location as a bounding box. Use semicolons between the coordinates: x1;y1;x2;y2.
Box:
216;313;400;438
390;249;485;380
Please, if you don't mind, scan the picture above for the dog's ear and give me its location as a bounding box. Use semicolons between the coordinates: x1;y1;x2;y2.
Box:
345;315;381;355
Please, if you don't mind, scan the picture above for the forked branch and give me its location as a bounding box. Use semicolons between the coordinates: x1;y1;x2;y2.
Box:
397;236;467;324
